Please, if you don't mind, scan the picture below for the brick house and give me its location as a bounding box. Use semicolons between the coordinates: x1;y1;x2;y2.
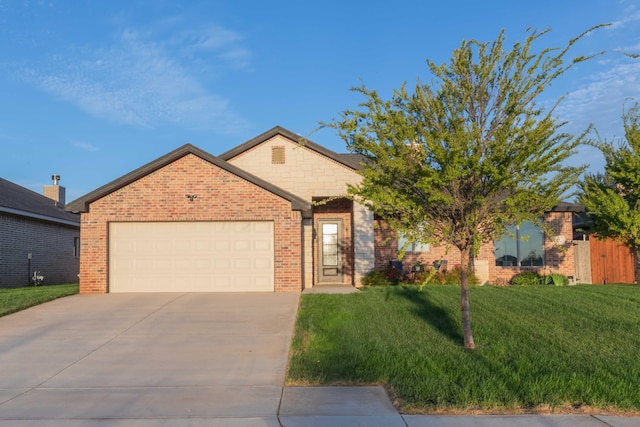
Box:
376;203;582;284
67;126;578;293
0;177;80;287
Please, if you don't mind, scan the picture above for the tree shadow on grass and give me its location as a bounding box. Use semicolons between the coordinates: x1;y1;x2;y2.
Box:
394;286;464;346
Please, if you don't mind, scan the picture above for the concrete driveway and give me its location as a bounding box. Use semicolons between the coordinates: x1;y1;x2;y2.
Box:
0;292;299;426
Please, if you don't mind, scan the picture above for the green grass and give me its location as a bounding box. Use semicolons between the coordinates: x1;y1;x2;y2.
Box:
0;284;79;317
287;285;640;414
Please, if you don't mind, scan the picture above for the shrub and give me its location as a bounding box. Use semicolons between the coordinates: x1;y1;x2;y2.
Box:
443;266;480;285
416;266;480;286
510;271;544;286
361;269;393;287
491;278;509;287
549;273;569;286
361;266;407;286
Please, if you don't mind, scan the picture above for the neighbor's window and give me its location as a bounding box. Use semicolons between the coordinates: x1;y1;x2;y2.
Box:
494;221;543;267
398;232;430;253
272;146;285;164
73;236;80;257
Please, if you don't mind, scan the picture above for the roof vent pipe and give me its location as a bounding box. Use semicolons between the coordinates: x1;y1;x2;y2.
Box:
52;174;60;186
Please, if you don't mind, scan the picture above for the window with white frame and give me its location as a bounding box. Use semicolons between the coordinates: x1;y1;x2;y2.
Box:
398;232;430;253
494;221;544;267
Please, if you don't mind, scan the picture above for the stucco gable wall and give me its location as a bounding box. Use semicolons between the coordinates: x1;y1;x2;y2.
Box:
226;135;361;201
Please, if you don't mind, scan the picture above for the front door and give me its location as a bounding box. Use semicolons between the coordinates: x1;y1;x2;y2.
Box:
318;219;343;283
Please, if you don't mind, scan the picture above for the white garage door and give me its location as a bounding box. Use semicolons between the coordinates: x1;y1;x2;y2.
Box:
109;222;274;292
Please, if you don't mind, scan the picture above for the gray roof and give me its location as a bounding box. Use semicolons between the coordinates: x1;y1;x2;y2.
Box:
218;126;364;170
550;201;585;212
0;177;79;226
66;144;311;214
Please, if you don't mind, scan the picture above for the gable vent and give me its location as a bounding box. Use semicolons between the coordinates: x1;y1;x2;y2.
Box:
272;146;285;164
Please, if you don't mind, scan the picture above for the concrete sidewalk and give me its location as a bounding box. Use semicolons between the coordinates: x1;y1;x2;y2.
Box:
279;386;640;427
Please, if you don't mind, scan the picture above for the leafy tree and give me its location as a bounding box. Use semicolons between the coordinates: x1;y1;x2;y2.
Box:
327;27;605;348
579;102;640;280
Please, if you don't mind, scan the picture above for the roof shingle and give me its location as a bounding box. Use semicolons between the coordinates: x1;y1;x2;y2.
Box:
0;177;79;225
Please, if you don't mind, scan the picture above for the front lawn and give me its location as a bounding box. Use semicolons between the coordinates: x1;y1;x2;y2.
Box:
0;284;79;317
287;285;640;414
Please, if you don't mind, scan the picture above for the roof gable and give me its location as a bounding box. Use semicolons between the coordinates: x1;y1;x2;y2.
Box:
65;144;311;214
0;177;79;225
218;126;364;170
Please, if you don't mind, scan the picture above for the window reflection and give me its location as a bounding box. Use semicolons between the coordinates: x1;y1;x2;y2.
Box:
495;221;543;267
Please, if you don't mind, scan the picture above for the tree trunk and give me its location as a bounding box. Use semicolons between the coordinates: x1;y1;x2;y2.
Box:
460;247;475;349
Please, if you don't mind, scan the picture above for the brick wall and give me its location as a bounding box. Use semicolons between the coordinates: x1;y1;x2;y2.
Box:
373;219;461;272
79;154;303;293
373;211;576;284
0;213;79;287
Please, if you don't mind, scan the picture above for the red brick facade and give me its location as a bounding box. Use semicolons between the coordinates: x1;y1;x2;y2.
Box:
79;154;303;293
374;211;576;284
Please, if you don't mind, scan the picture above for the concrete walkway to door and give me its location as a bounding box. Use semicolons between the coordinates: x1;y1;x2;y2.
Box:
0;292;299;426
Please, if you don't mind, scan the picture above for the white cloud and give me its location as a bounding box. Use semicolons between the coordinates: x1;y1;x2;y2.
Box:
22;26;250;134
608;4;640;29
72;141;100;152
555;60;640;140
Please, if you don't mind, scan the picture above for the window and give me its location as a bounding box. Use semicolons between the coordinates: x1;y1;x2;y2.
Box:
73;236;80;257
272;146;285;164
398;232;430;253
494;221;543;267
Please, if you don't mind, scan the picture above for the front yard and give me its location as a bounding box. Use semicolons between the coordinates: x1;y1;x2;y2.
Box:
286;285;640;415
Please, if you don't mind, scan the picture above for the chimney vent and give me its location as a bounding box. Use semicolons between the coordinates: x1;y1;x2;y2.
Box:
44;174;66;207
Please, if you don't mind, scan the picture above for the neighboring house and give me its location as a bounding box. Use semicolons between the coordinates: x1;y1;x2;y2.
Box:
67;126;582;293
0;177;80;287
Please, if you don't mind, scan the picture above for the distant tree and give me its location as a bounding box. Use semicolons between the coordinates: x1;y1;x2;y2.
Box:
579;102;640;281
328;27;606;349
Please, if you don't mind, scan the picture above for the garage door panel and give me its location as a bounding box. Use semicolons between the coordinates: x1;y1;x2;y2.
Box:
234;240;251;251
109;222;274;292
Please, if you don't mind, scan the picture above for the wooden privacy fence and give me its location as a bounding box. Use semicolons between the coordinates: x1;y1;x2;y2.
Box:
589;238;635;284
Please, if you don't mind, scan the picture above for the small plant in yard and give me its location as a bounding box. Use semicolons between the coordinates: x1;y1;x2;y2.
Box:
510;271;545;286
549;273;569;286
361;268;394;286
384;265;407;285
442;266;480;286
491;278;509;286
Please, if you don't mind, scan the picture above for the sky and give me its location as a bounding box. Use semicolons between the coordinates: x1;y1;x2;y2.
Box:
0;0;639;203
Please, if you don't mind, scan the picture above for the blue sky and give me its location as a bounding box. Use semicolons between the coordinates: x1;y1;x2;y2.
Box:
1;0;639;202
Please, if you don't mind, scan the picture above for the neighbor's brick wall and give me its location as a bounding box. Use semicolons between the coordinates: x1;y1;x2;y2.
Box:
0;213;79;287
373;211;576;284
79;154;303;294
